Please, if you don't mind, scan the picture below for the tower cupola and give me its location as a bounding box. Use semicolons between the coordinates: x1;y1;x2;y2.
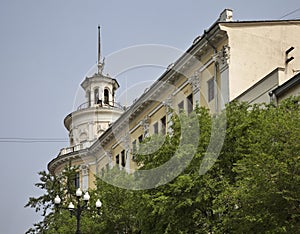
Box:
63;26;124;147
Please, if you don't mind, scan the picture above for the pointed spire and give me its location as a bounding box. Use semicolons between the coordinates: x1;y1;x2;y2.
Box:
97;25;104;74
98;25;101;64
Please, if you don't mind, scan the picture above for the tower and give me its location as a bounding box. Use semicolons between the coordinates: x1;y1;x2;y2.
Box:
48;27;124;182
65;26;123;147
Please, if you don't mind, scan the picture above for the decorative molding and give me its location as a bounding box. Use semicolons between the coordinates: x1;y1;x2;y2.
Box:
214;45;230;70
163;95;173;109
80;164;89;176
188;72;200;92
140;116;150;137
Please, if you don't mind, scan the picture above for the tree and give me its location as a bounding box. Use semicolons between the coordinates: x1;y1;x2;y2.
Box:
27;97;300;233
213;97;300;233
25;164;102;233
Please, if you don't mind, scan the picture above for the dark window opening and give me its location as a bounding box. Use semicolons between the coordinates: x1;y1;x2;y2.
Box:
187;93;193;114
74;172;80;189
138;135;143;144
161;116;166;135
104;89;109;104
116;155;120;165
121;150;126;167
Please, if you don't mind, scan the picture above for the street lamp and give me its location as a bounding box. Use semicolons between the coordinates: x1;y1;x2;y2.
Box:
54;188;102;234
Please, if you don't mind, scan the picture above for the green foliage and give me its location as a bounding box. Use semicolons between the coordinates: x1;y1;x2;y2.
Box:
27;97;300;233
25;164;101;234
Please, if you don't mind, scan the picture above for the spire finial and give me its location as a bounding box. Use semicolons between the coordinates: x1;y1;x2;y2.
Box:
97;25;104;74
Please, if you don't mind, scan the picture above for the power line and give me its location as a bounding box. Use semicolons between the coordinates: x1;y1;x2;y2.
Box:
0;137;68;143
279;7;300;19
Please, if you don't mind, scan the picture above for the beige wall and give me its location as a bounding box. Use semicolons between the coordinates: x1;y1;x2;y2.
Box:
221;22;300;100
235;68;284;104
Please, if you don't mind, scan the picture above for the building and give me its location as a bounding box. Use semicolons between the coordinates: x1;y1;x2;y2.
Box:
48;9;300;190
235;62;300;104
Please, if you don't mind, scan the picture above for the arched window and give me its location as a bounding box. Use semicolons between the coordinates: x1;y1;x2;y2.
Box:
94;88;99;104
104;89;109;105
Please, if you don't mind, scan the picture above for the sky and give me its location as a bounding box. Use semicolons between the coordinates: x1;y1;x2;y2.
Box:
0;0;299;233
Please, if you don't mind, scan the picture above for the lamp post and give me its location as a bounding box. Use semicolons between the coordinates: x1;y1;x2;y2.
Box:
54;188;102;234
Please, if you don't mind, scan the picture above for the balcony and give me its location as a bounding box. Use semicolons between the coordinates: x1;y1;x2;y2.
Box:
58;141;94;156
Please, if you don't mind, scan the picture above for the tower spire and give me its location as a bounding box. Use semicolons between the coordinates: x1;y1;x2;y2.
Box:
97;25;104;74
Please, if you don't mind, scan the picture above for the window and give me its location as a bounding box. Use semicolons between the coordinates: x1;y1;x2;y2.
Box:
121;150;126;167
94;88;99;104
104;89;109;104
106;163;109;171
208;78;214;102
178;101;184;111
74;172;80;189
153;122;159;134
160;116;166;135
116;154;120;165
138;134;143;144
187;93;193;114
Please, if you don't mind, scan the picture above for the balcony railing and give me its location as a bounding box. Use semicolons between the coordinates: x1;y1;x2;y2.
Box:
77;101;125;111
58;141;93;156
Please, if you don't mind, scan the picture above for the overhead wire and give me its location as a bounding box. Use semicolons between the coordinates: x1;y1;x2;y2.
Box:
0;137;68;143
279;7;300;19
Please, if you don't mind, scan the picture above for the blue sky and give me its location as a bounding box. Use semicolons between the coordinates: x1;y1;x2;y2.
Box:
0;0;299;233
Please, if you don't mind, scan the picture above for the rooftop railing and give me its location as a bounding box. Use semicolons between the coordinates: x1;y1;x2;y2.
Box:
76;101;125;111
58;141;94;156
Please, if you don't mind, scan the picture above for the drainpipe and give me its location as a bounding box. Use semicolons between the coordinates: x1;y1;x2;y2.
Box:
204;30;219;113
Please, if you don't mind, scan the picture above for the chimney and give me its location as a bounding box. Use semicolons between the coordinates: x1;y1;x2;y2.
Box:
219;9;233;22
